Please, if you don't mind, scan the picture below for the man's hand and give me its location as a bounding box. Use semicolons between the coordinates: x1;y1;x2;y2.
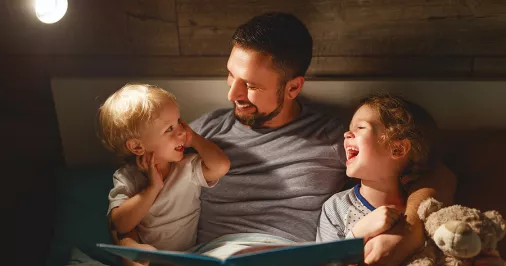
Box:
363;217;424;265
136;152;164;191
352;206;401;242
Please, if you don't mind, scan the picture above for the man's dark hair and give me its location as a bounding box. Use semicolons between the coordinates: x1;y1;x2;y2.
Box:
232;12;313;81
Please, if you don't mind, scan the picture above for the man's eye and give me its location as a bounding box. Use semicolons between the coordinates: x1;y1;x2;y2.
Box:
246;84;257;90
165;126;173;132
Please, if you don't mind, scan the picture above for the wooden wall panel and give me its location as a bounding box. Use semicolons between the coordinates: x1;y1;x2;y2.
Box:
2;55;228;77
308;56;473;77
1;0;179;55
177;0;506;56
474;57;506;76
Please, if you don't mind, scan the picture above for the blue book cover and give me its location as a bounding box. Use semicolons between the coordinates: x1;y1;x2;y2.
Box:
97;238;363;266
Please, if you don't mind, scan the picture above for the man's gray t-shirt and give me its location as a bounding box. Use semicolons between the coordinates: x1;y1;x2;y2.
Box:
190;104;347;243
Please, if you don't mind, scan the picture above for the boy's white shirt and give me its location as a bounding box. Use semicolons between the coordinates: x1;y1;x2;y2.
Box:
108;154;215;251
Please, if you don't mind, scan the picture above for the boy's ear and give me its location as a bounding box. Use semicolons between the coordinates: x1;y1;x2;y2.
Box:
285;76;304;100
391;139;411;159
126;138;145;156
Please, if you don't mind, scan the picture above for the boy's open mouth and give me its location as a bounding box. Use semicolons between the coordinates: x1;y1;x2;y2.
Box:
175;144;185;152
346;146;359;164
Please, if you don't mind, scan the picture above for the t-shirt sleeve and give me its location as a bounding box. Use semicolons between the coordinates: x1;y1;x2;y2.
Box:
107;167;142;216
316;196;346;242
187;154;217;188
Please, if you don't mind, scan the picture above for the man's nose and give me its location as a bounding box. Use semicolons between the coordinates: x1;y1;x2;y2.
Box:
228;80;248;102
344;131;354;139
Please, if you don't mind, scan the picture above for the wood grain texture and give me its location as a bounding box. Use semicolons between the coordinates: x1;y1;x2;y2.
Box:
1;0;179;55
176;0;506;56
474;57;506;76
308;56;473;77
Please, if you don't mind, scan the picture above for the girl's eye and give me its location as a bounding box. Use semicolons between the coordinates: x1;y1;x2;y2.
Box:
165;126;173;132
358;126;365;129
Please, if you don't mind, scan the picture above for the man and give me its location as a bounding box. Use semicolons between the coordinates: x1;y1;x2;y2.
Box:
188;12;441;265
189;12;502;265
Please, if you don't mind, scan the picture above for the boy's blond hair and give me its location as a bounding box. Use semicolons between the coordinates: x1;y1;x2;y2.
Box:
98;83;177;157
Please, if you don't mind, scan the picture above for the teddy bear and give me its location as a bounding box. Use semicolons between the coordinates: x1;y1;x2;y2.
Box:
404;197;505;266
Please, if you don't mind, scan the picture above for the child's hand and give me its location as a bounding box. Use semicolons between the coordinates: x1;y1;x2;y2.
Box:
352;206;401;242
181;120;194;147
136;152;164;191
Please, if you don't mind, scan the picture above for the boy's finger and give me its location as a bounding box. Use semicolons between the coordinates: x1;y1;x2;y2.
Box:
149;153;156;169
141;153;147;168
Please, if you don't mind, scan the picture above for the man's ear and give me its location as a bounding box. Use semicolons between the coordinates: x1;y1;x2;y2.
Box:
126;138;145;156
285;76;304;100
391;139;411;160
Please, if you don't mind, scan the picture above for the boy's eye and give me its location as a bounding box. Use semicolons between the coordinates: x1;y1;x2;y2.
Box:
178;118;182;124
165;126;173;132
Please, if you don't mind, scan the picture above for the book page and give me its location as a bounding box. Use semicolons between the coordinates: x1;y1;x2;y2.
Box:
201;243;253;260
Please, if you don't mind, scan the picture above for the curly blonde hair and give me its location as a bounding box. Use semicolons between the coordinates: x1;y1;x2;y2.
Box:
98;83;177;158
359;93;440;176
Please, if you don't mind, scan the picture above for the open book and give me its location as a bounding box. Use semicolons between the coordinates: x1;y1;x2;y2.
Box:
97;237;363;266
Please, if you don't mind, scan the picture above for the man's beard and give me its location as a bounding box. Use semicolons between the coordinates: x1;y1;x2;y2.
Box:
233;86;284;128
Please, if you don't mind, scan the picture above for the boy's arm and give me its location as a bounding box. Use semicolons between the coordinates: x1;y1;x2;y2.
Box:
351;206;401;243
110;185;160;234
111;154;164;234
183;121;230;183
363;162;457;265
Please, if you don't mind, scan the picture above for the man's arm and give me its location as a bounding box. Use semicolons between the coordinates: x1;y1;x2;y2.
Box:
405;161;457;213
363;162;457;265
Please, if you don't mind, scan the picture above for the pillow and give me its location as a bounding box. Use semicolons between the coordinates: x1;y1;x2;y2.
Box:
46;168;120;266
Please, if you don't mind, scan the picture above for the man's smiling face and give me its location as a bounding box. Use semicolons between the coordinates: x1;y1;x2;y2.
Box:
226;45;286;128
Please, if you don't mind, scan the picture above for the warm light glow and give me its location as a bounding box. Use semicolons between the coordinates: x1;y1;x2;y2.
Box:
35;0;68;24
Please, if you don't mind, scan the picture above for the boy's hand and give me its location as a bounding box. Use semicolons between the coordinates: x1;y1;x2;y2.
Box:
352;206;401;241
136;152;164;191
181;120;194;147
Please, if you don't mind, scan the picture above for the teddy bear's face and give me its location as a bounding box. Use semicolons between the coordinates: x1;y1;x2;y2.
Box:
421;201;506;259
432;220;482;258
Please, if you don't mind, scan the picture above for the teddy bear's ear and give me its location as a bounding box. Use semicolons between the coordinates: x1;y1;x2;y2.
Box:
418;197;443;222
484;210;506;240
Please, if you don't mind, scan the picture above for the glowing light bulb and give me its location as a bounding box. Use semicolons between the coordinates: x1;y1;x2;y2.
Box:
35;0;68;24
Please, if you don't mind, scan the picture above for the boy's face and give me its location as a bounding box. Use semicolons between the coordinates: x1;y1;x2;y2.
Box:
140;102;187;163
226;45;287;128
344;105;393;180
